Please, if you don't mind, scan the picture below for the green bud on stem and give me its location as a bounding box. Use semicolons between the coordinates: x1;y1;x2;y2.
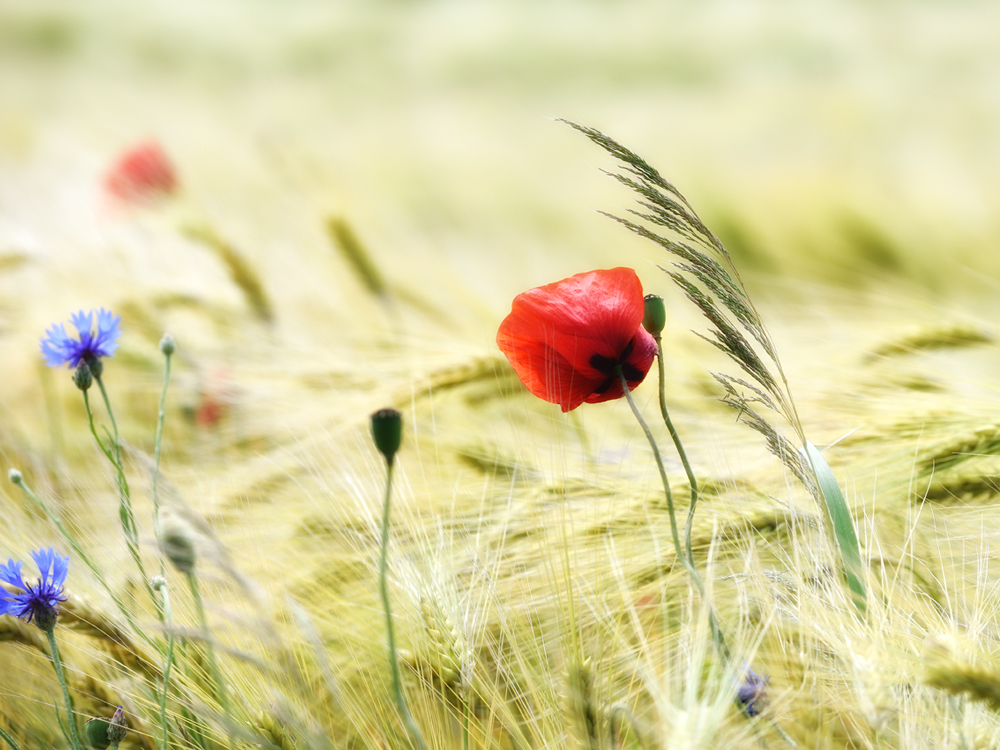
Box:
642;294;666;336
371;408;403;466
74;362;94;391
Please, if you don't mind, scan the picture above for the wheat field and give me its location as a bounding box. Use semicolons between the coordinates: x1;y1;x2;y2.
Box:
2;2;1000;749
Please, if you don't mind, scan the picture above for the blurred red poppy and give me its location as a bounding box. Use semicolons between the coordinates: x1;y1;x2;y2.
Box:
103;140;177;204
497;267;658;412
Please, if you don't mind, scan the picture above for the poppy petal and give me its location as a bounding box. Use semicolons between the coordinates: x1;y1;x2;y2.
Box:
497;319;605;411
497;268;656;411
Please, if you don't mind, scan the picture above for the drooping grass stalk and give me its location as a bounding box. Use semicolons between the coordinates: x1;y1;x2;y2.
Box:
651;336;702;577
569;120;867;613
615;367;729;662
186;572;234;750
378;459;429;750
44;627;81;750
154;577;176;750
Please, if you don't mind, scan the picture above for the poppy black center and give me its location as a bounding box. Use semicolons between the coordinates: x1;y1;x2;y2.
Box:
589;338;642;395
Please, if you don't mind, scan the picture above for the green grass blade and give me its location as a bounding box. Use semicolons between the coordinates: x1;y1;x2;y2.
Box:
802;441;867;614
0;725;21;750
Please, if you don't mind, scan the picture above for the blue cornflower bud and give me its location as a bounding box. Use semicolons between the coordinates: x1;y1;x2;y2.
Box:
159;333;176;356
736;666;769;717
107;705;127;744
73;361;94;391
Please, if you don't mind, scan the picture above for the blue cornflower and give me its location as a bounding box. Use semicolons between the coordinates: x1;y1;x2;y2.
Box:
0;547;70;631
40;308;121;371
736;666;769;717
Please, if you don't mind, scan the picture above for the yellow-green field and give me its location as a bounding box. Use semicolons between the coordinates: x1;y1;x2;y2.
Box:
3;2;1000;749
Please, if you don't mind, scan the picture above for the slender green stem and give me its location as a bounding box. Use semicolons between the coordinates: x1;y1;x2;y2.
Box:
153;350;172;527
149;349;173;626
45;627;81;750
653;336;701;583
82;391;114;462
157;582;176;750
378;460;428;750
462;694;470;750
616;368;729;662
95;375;124;479
84;385;149;591
186;573;233;750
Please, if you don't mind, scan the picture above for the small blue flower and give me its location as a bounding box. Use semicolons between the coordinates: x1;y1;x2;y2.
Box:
0;547;70;631
736;666;769;717
40;308;122;370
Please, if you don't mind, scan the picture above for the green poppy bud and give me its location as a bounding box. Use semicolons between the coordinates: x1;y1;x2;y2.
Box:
8;468;22;485
73;362;94;391
642;294;666;336
85;717;112;749
159;514;197;574
370;408;403;466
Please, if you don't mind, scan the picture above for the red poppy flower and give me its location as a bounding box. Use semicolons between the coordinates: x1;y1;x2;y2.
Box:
497;267;658;412
103;140;177;204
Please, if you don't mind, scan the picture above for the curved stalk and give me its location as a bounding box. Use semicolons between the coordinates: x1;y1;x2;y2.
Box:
616;367;729;662
653;336;701;582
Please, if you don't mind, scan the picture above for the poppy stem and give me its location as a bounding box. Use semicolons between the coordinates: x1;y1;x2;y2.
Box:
378;459;429;750
652;335;701;593
615;368;730;662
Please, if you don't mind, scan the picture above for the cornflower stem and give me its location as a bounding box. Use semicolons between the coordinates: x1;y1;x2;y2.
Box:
82;387;148;592
152;349;172;527
615;368;729;662
45;626;81;750
94;375;132;508
186;572;233;750
157;582;176;750
149;348;173;625
378;459;428;750
653;336;701;587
